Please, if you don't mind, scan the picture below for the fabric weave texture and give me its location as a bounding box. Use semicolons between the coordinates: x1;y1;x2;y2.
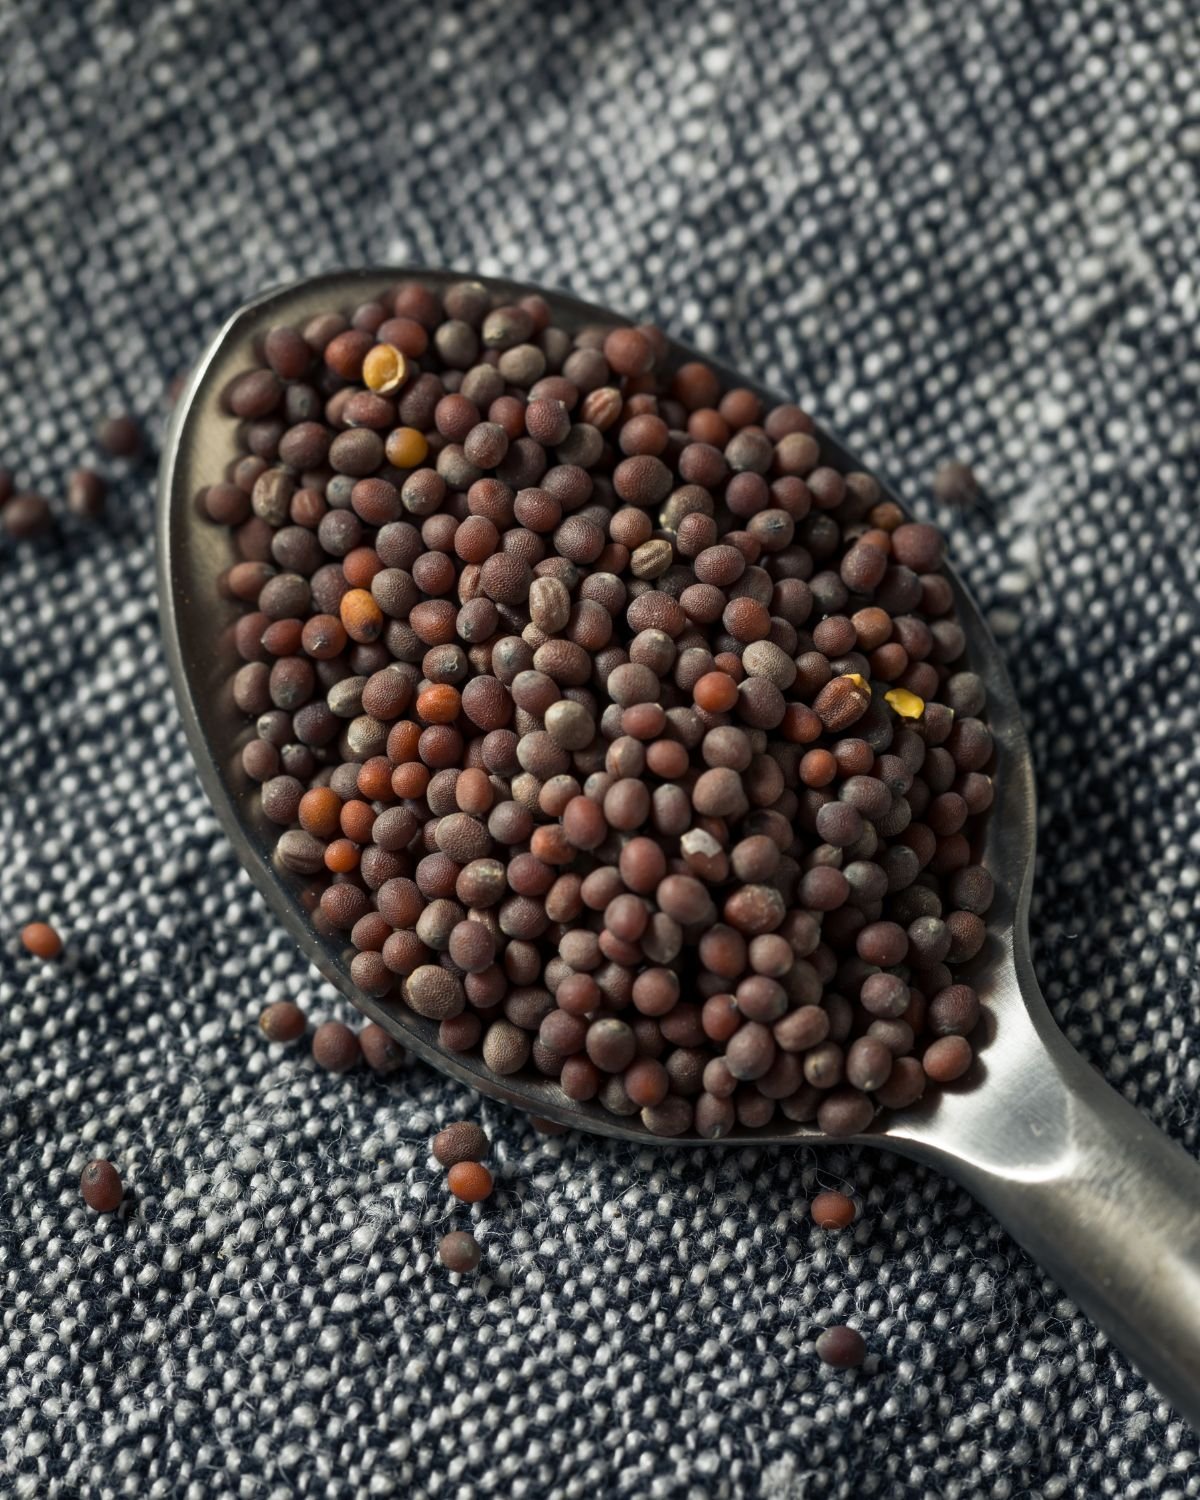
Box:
2;1;1199;1496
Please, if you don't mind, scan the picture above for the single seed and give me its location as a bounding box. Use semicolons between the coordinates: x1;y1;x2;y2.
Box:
97;413;142;457
447;1161;494;1203
811;1191;855;1230
311;1020;361;1073
362;343;408;394
432;1121;491;1167
815;1325;866;1368
932;460;982;507
259;1001;306;1042
21;921;62;959
67;468;106;519
360;1023;406;1073
80;1159;123;1213
3;493;52;538
439;1230;482;1273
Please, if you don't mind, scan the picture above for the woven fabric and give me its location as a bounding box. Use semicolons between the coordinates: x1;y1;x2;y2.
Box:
2;1;1198;1495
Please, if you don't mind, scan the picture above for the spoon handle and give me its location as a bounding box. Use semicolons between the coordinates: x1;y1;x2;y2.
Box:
942;1023;1200;1428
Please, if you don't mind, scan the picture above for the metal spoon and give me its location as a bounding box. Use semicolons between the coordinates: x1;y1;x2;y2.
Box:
157;268;1200;1424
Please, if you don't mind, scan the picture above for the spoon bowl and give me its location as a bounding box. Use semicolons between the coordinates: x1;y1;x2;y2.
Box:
158;268;1200;1423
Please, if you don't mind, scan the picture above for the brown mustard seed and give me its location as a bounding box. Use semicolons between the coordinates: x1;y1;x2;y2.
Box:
3;493;52;538
67;468;106;519
815;1325;867;1368
311;1020;361;1073
438;1230;482;1273
259;1000;307;1042
432;1121;490;1167
932;460;983;507
80;1159;124;1213
97;413;142;457
206;288;992;1138
923;1034;973;1082
359;1022;406;1073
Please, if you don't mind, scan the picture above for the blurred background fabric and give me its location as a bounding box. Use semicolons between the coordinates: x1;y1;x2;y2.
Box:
2;1;1199;1495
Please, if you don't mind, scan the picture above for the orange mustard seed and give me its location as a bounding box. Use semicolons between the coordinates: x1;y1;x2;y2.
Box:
340;588;384;643
357;757;394;801
811;1190;856;1230
342;546;384;588
298;786;342;838
324;838;361;874
391;762;430;798
417;684;462;724
387;720;423;764
693;671;739;713
21;921;62;959
339;799;376;843
446;1161;493;1203
385;426;429;468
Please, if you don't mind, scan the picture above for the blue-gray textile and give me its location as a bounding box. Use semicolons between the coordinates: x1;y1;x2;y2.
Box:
2;2;1198;1496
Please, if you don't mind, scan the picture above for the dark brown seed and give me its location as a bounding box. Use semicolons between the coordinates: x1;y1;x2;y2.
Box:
586;1018;637;1073
815;1325;866;1368
67;468;106;519
432;1121;490;1167
923;1035;973;1082
312;1020;361;1073
3;493;52;538
641;1097;694;1137
932;461;982;507
97;413;142;456
945;909;986;962
482;1019;531;1075
812;674;872;733
80;1159;123;1213
264;326;312;379
725;1022;776;1081
359;1023;406;1073
874;1056;926;1109
774;1006;830;1053
845;1036;893;1092
816;1087;875;1137
259;1001;307;1042
860;972;910;1019
439;1230;482;1273
857;921;908;967
603;326;655;377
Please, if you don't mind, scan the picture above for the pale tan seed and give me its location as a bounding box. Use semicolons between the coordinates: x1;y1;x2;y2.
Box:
630;539;674;580
580;386;622;431
741;639;797;690
529;576;571;632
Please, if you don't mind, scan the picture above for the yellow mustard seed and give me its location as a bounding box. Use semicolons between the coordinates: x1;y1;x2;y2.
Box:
362;343;407;394
885;687;926;719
